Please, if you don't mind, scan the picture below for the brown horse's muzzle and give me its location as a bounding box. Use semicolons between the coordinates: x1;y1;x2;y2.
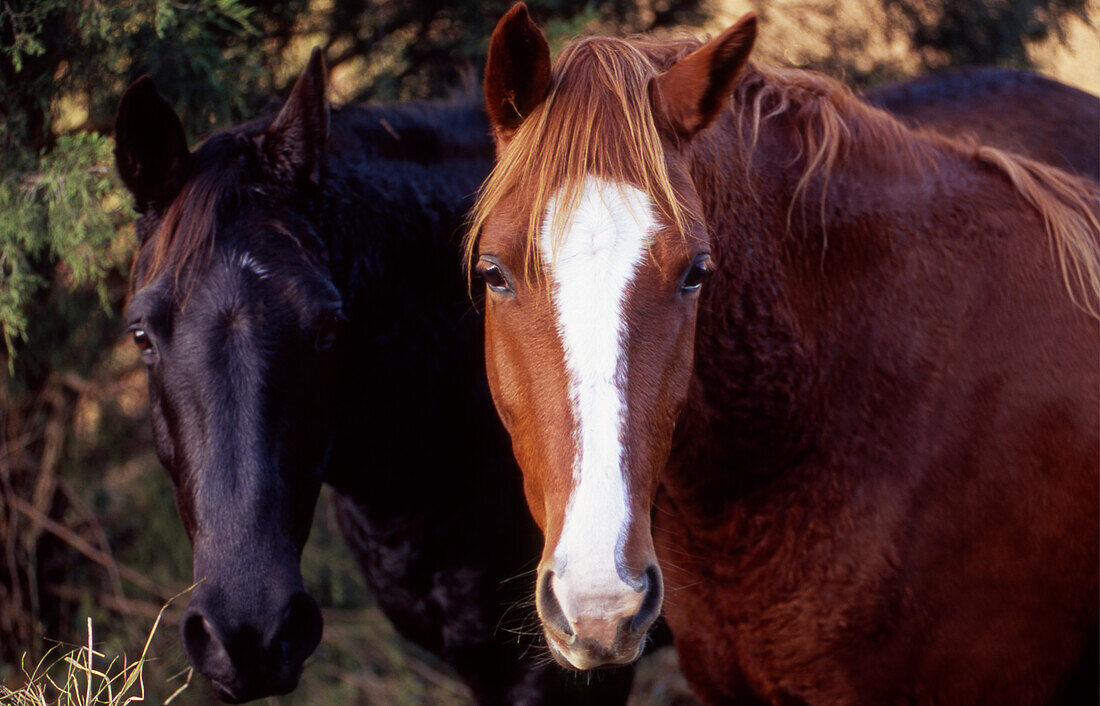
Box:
537;564;663;669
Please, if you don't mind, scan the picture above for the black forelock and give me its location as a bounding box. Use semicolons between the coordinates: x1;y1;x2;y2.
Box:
131;126;329;298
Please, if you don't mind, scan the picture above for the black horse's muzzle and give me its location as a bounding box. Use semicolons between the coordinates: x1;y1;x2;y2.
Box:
180;569;322;703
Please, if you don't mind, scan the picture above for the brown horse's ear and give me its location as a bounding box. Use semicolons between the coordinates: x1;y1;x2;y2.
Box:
115;76;190;210
650;13;757;139
263;46;329;185
484;2;551;141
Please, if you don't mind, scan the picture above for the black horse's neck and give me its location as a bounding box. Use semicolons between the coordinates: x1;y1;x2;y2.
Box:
320;99;492;309
314;99;507;500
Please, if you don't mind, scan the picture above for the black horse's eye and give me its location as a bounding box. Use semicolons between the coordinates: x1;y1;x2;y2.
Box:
680;255;713;294
476;258;514;295
129;326;157;364
316;310;347;351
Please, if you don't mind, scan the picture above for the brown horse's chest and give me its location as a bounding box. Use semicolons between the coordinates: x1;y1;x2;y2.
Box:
653;381;1100;706
654;479;915;706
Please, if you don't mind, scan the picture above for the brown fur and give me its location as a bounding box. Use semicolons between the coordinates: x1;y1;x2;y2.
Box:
469;33;702;283
651;14;758;138
474;9;1100;705
483;2;552;139
468;34;1100;318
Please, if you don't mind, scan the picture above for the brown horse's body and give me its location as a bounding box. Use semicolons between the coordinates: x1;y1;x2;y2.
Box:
474;6;1100;704
658;87;1099;704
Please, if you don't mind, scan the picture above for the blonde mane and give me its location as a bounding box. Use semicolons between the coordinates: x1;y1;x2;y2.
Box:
465;36;701;278
969;145;1100;319
467;33;1100;317
733;63;1100;318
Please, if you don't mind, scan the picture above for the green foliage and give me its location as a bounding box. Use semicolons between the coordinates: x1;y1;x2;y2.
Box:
882;0;1092;68
0;134;127;362
0;0;268;381
315;0;708;101
0;0;709;380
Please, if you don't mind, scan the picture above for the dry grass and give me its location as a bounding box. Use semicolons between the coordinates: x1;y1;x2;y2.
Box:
0;591;193;706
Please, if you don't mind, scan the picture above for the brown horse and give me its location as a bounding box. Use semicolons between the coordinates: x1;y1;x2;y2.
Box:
468;5;1100;704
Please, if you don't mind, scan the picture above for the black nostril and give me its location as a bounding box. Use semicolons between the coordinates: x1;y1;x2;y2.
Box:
537;571;573;637
181;605;232;676
182;610;212;657
631;565;663;634
271;592;323;666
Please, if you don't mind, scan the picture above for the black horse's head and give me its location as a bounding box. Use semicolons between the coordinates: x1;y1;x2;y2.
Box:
115;51;340;702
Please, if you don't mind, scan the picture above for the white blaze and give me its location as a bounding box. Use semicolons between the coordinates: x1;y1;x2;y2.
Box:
540;176;656;612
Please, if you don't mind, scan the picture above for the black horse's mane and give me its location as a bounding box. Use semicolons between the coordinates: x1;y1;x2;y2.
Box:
133;92;491;291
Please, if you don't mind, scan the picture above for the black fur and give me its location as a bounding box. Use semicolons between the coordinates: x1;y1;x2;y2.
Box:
864;67;1099;180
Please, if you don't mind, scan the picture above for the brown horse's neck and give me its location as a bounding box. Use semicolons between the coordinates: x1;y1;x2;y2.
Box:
668;89;1069;516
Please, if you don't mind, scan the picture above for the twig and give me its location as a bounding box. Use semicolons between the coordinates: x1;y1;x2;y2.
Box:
58;479;143;648
28;393;66;544
58;373;101;398
8;495;177;602
45;585;185;626
57;480;127;603
1;471;30;648
0;428;38;464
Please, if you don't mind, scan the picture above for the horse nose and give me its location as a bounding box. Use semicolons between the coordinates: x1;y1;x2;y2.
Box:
630;565;663;634
538;565;662;669
181;590;322;703
271;592;324;666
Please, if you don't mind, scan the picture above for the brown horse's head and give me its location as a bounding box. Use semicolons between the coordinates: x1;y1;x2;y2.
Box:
470;3;757;670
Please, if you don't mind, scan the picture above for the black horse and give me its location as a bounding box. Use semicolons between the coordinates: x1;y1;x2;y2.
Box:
114;50;634;704
114;49;1098;704
864;67;1099;180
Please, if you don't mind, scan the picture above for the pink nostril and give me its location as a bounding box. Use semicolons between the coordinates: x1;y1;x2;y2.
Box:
537;564;663;669
547;565;663;643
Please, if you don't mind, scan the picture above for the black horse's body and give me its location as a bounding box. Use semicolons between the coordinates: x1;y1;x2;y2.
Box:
865;67;1099;180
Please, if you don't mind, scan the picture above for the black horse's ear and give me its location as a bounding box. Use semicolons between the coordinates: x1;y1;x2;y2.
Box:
115;76;190;208
263;47;329;185
484;3;551;143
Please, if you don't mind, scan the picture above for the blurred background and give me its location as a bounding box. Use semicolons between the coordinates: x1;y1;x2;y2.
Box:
0;0;1096;703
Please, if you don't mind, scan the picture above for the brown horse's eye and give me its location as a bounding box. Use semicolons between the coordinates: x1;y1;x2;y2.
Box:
476;258;514;295
129;326;157;364
680;255;713;294
316;310;347;352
